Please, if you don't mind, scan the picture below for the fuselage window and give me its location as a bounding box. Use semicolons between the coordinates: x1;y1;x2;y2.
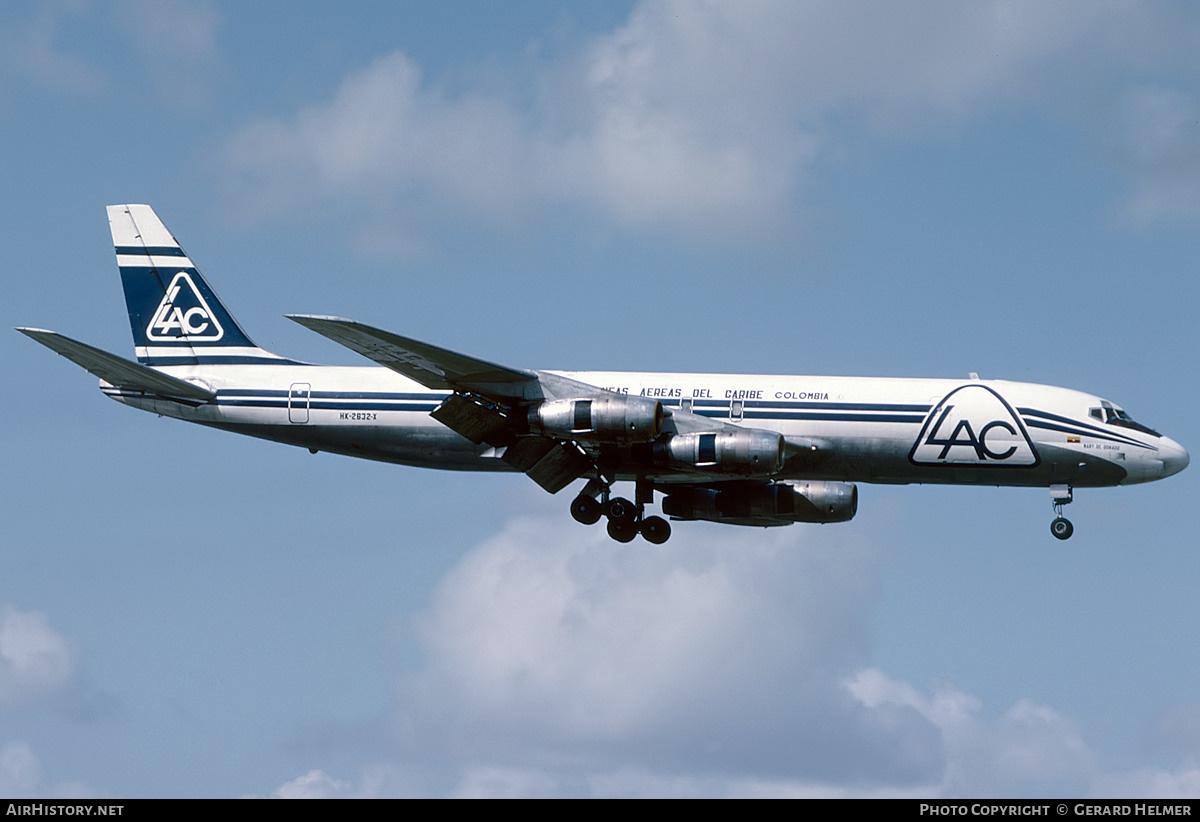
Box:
730;400;744;421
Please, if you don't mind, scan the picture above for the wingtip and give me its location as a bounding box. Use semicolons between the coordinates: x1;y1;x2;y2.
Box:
285;312;355;328
285;314;352;323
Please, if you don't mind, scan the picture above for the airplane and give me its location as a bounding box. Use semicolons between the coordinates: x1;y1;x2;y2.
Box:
18;205;1189;544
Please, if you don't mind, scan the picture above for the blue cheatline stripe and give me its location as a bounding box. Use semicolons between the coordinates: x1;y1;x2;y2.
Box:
1022;418;1153;450
218;388;445;412
140;356;309;366
101;388;441;414
694;409;924;424
217;399;439;412
1018;408;1149;449
216;393;446;403
101;394;916;421
113;383;930;422
313;390;447;400
114;246;187;257
744;410;926;423
747;400;931;412
688;399;930;413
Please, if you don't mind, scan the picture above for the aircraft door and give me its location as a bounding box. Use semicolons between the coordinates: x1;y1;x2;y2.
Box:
288;382;311;424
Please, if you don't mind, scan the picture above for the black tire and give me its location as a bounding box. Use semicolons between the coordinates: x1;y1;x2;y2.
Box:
570;495;602;525
607;517;638;543
1050;517;1074;540
640;515;671;544
606;496;636;523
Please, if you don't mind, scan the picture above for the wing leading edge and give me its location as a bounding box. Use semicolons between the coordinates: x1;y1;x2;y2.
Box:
286;315;539;399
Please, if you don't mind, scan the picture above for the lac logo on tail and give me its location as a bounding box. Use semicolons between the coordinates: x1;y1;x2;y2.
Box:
146;272;225;341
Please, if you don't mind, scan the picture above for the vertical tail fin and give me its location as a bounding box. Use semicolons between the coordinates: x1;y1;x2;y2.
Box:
109;204;285;365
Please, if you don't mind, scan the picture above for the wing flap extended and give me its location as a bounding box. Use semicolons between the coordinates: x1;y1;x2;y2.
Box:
429;393;515;446
16;328;216;402
287;315;538;398
501;436;592;493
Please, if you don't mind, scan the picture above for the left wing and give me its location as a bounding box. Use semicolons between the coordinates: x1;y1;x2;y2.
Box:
289;314;604;492
286;315;539;399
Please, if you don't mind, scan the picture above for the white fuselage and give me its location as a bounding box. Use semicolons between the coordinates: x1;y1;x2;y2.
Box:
101;363;1188;490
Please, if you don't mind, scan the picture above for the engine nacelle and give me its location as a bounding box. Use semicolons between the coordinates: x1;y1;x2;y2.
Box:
653;429;785;475
662;481;858;525
530;396;663;444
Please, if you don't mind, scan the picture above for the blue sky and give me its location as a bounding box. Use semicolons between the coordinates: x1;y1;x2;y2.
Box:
3;0;1199;798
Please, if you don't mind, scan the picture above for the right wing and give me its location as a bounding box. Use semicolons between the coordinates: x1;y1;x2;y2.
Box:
16;328;216;403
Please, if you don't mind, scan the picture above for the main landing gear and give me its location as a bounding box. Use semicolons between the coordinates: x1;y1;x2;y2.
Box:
1050;484;1074;540
570;478;672;544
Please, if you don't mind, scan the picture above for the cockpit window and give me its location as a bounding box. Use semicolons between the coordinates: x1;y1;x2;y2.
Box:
1092;401;1161;437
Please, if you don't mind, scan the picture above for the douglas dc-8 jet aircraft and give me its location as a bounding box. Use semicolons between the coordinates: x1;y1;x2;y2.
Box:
19;205;1189;544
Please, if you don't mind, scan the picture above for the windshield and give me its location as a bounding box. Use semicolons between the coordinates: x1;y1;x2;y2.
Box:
1089;402;1161;438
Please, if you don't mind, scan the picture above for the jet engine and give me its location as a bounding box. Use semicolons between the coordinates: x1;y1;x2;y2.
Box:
530;396;663;444
653;429;785;475
662;481;858;525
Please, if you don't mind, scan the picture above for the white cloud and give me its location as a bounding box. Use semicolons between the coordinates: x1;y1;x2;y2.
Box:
268;768;354;799
0;741;43;796
0;605;78;708
0;1;220;106
218;0;1200;246
378;513;943;791
0;1;106;96
850;669;1097;797
0;740;98;799
1111;85;1200;227
1092;765;1200;800
848;670;1200;799
224;52;532;221
253;507;1200;798
220;40;801;243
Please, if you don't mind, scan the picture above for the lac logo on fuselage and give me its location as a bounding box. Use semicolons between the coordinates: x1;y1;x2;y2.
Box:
909;384;1039;467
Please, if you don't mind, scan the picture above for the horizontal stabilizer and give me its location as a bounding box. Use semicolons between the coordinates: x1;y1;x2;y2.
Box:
16;328;216;402
287;314;537;397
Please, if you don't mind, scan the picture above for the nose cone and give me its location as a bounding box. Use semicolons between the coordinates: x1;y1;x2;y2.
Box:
1160;437;1190;478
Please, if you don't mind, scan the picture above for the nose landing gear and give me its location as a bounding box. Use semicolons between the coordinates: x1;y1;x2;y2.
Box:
1050;484;1074;540
1050;515;1074;540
